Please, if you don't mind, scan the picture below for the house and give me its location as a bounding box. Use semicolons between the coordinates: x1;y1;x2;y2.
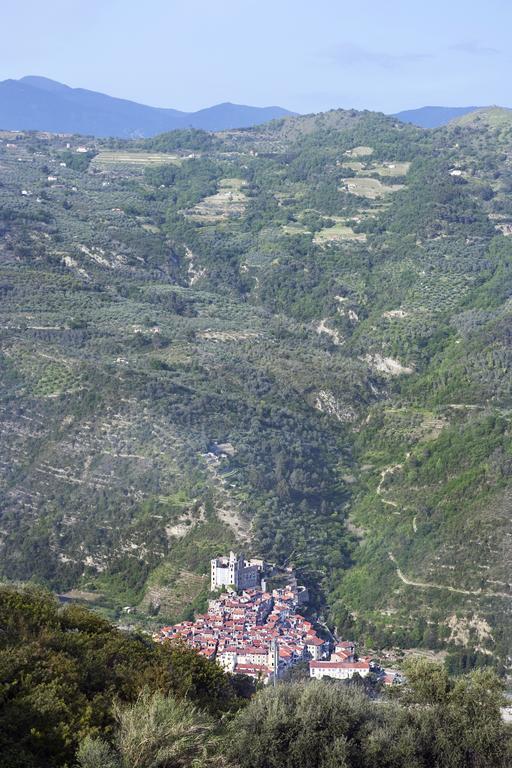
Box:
238;646;269;666
306;635;327;660
278;645;298;669
331;641;356;662
234;663;272;683
217;647;238;672
199;648;216;661
309;660;370;680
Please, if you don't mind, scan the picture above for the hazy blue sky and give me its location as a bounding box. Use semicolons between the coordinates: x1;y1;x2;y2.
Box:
1;0;510;113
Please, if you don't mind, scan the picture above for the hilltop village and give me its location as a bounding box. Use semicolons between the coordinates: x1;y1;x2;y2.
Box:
155;552;387;683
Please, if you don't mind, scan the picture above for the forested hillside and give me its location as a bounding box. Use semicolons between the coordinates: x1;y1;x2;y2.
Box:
1;107;512;664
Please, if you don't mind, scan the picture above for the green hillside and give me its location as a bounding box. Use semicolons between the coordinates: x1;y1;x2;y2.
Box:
1;110;511;665
448;106;512;129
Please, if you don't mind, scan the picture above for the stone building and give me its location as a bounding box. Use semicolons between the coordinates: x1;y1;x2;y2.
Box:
210;551;261;592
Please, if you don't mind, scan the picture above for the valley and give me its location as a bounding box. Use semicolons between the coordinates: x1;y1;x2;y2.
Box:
1;107;512;670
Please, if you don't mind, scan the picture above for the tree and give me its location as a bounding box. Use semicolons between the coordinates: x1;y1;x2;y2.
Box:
225;682;371;768
77;691;213;768
399;660;509;768
115;690;213;768
0;587;245;768
76;736;120;768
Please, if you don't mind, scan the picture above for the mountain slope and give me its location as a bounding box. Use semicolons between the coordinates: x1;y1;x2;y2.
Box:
1;109;511;665
0;76;294;137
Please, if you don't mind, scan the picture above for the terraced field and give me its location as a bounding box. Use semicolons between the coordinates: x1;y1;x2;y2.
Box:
92;150;181;167
313;218;367;244
185;177;247;222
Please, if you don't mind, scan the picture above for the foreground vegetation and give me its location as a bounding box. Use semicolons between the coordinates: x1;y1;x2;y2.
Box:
1;587;510;768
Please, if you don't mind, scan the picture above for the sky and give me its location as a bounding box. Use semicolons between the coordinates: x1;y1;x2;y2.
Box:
1;0;510;114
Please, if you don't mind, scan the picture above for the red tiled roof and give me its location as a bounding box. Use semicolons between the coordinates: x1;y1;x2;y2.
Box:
332;650;352;660
306;636;325;646
239;646;269;655
235;663;271;673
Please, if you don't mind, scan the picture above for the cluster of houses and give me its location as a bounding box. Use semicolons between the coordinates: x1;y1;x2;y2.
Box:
154;552;384;684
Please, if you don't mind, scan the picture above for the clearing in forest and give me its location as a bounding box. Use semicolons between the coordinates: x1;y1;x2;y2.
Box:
361;161;411;177
314;218;367;243
344;145;374;157
341;177;404;199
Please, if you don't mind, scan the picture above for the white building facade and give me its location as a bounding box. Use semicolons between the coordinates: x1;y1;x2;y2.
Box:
309;660;370;680
210;551;261;592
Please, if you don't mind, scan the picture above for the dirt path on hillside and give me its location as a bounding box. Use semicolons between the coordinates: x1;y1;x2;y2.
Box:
376;455;410;508
376;453;422;534
388;552;512;599
376;464;401;507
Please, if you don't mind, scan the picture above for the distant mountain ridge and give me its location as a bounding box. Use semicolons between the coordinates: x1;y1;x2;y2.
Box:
0;76;295;137
393;105;483;128
0;78;506;135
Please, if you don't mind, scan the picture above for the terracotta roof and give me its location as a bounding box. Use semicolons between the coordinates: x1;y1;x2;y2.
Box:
331;650;352;660
235;663;271;673
306;636;325;646
239;646;269;655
